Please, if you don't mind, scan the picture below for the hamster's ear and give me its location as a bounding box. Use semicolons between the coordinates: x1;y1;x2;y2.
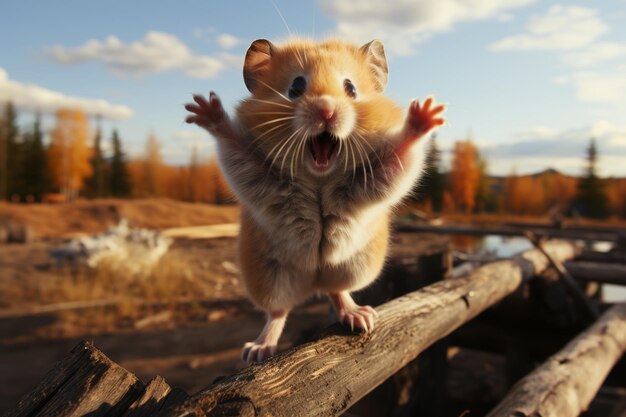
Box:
244;39;274;93
359;40;388;92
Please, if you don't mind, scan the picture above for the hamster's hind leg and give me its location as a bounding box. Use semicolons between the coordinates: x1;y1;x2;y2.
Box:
329;291;379;332
241;309;288;364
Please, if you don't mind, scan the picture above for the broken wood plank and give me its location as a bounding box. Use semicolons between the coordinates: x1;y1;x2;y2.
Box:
6;341;188;417
6;340;143;417
165;241;577;417
486;303;626;417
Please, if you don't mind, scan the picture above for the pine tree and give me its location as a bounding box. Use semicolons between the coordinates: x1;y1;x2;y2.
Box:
87;124;107;197
110;129;131;197
0;102;19;200
19;114;47;201
576;138;608;218
475;154;494;212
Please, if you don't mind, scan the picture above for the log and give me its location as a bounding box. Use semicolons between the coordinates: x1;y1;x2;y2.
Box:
565;261;626;286
166;241;577;417
395;222;620;242
486;303;626;417
6;341;188;417
527;232;599;320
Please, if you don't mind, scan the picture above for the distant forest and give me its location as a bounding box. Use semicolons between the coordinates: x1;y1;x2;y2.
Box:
1;102;624;219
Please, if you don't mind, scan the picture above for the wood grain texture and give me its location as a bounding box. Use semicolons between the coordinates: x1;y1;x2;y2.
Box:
6;341;188;417
6;340;143;417
166;241;578;417
487;303;626;417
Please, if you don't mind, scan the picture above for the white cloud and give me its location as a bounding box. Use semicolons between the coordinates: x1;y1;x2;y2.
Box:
482;121;626;176
48;31;240;79
561;42;626;67
556;68;626;103
217;34;240;49
0;68;132;120
490;5;608;51
319;0;536;55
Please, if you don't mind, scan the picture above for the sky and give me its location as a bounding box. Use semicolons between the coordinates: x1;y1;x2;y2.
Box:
1;0;626;176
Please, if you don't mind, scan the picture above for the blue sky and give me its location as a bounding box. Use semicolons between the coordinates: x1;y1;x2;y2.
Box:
1;0;626;176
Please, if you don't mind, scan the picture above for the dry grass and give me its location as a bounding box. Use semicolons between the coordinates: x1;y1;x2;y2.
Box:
2;244;244;336
0;198;240;238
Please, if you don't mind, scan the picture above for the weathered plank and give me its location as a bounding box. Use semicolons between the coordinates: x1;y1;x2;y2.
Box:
166;241;577;417
486;303;626;417
6;340;143;417
6;341;188;417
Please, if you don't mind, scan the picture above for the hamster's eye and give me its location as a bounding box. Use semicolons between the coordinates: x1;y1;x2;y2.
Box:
288;76;306;99
344;79;357;98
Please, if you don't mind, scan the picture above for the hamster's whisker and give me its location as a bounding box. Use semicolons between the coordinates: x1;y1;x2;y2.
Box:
346;139;357;183
352;131;377;181
267;126;303;173
293;130;308;179
250;111;293;116
249;116;295;131
351;136;369;188
255;80;293;103
293;46;305;70
248;98;294;109
246;124;291;152
392;151;405;173
280;127;302;178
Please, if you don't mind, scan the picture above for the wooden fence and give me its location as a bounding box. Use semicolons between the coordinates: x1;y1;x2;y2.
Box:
5;239;626;417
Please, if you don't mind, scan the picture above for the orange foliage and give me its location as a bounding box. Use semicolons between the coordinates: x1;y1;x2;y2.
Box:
128;139;234;204
606;178;626;217
47;108;93;200
504;171;578;215
449;140;480;212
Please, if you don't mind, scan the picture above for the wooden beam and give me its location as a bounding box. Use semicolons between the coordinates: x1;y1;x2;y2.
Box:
526;232;600;320
166;241;577;417
565;261;626;286
395;222;620;242
486;303;626;417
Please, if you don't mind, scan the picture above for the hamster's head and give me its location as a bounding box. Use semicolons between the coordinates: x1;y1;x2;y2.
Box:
237;38;403;179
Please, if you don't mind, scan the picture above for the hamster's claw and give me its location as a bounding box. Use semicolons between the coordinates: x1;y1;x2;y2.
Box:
339;305;378;333
242;341;277;364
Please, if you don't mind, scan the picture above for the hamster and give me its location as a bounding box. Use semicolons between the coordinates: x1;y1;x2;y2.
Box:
185;38;445;364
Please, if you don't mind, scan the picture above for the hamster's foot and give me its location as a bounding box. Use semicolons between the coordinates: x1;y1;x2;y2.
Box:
241;310;288;364
406;96;446;138
330;291;379;332
241;341;277;364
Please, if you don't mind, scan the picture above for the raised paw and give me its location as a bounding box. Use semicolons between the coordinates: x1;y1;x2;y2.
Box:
407;96;446;137
338;304;378;333
241;341;277;364
185;92;228;133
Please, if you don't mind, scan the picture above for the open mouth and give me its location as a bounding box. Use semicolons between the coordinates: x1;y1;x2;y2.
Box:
309;131;338;171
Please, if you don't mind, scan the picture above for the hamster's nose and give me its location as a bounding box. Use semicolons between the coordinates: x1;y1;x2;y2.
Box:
317;96;336;121
319;108;335;120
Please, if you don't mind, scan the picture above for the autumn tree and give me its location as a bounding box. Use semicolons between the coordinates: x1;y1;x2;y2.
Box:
576;138;608;218
47;108;93;201
449;140;480;213
110;130;131;197
475;153;495;212
143;133;165;196
86;124;106;198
